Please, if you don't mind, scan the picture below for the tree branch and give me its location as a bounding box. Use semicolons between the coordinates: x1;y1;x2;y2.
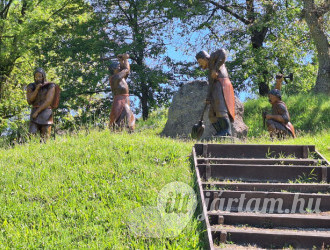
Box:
207;25;221;40
315;2;330;17
0;0;14;19
246;0;255;23
117;0;132;22
77;88;112;95
18;0;28;24
48;0;70;19
36;0;45;7
205;0;251;25
3;113;17;119
141;19;167;28
206;7;218;23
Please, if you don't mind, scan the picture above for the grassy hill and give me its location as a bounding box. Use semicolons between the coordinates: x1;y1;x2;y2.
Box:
0;98;329;248
0;113;205;248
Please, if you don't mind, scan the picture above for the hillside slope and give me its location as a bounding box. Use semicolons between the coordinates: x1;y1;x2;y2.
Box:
0;107;328;248
0;117;204;248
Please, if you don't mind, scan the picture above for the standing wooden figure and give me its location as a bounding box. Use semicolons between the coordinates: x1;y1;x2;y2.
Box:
26;68;59;140
109;53;135;131
196;49;235;136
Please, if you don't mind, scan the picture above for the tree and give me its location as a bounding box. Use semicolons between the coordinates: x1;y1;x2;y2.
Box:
91;0;178;120
302;0;330;94
0;0;93;133
34;10;113;130
172;0;318;96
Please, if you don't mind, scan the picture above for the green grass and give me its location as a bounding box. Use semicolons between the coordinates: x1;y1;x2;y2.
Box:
243;131;330;160
0;112;205;248
0;106;329;248
244;93;330;137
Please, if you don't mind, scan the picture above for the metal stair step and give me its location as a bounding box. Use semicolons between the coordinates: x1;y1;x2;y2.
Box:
204;190;330;213
198;163;328;183
211;225;330;248
197;158;327;166
195;144;318;159
202;182;330;193
208;211;330;228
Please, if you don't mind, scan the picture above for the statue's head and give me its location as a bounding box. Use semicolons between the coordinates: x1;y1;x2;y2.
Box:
109;61;120;75
34;68;46;84
268;89;281;104
196;50;210;70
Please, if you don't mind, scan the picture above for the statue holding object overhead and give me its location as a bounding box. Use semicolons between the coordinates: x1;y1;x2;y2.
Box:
196;49;235;136
108;53;135;131
263;74;295;139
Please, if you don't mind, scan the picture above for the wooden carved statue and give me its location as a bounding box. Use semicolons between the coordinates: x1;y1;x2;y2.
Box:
26;68;57;140
263;74;295;139
109;54;135;131
196;49;235;136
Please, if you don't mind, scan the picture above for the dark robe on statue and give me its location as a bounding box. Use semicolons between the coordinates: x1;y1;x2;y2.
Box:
207;77;235;123
267;100;295;137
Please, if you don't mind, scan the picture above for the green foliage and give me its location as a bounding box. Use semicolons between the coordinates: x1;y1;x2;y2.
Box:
292;168;318;183
244;93;330;136
0;0;97;134
90;0;182;119
170;0;318;95
135;108;168;134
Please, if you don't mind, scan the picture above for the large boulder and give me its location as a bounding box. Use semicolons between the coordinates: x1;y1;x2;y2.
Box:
161;80;248;140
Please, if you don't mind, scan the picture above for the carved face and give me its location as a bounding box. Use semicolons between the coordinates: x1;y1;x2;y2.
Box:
268;94;279;104
197;58;208;70
34;72;44;84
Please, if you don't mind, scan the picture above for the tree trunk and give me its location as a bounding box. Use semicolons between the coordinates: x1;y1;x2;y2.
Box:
251;29;270;96
0;74;4;99
258;72;270;96
303;0;330;94
248;0;271;96
141;83;149;120
0;63;14;100
134;56;149;120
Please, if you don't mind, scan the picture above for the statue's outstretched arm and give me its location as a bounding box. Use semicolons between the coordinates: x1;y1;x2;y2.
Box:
274;74;283;90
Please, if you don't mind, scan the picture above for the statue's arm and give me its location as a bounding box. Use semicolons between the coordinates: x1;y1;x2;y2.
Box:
274;74;283;90
267;114;286;124
266;104;289;124
213;49;227;71
26;83;40;105
117;53;130;79
277;103;290;123
33;85;55;116
210;49;227;79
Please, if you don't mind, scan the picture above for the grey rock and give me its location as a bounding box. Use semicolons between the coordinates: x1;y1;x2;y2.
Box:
161;80;248;140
